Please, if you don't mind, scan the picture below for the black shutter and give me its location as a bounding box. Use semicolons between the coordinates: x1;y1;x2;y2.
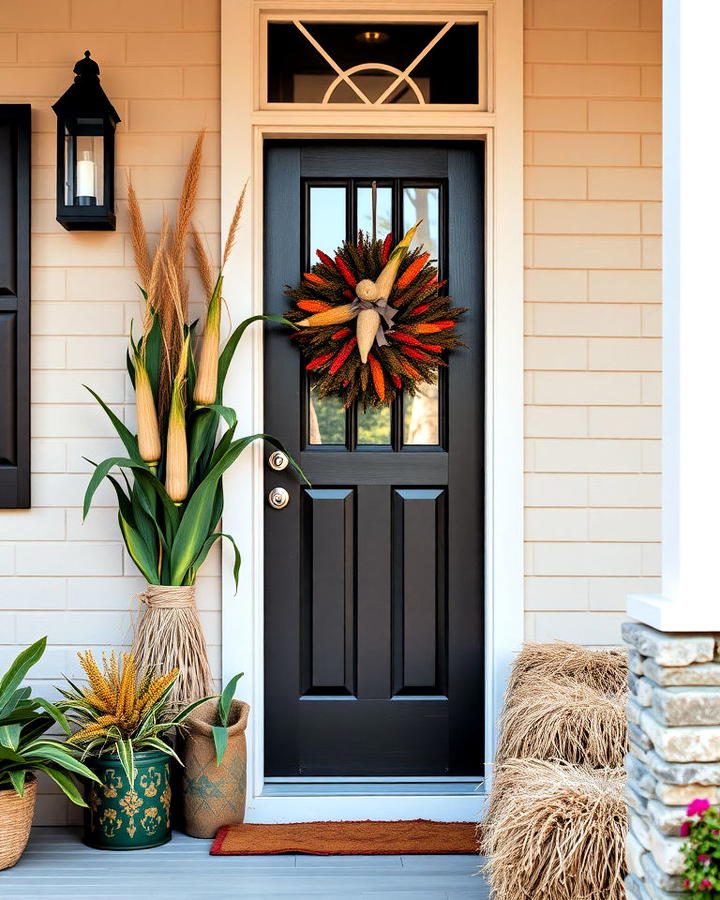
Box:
0;105;30;508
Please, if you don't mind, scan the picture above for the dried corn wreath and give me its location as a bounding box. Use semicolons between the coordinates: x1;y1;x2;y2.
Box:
285;224;466;409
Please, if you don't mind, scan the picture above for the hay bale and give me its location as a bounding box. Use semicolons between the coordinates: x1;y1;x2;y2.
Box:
505;641;627;705
496;678;627;768
483;759;627;900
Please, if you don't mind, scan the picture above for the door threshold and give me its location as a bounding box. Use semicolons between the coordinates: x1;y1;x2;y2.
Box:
261;781;482;797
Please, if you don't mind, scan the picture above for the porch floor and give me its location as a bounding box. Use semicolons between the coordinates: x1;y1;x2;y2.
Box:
2;827;489;899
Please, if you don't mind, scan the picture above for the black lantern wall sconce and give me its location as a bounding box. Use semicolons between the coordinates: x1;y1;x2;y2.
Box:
52;51;120;231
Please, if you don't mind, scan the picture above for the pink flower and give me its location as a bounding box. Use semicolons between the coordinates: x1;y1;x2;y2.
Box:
699;854;711;865
684;880;690;889
702;879;713;889
687;798;711;817
680;821;691;837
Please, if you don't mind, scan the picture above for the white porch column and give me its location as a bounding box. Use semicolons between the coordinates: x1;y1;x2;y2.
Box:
628;0;720;632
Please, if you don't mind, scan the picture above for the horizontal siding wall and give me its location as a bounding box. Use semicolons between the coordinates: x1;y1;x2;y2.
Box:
0;0;220;824
524;0;662;644
0;0;662;824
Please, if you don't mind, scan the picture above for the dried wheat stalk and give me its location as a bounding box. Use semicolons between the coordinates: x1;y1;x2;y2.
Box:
482;759;627;900
222;179;248;268
170;130;205;317
191;226;215;301
127;178;151;287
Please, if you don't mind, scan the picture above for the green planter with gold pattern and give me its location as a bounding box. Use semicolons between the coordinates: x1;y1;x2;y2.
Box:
84;751;172;850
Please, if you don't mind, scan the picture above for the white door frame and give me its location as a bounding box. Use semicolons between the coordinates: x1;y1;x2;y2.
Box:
220;0;524;822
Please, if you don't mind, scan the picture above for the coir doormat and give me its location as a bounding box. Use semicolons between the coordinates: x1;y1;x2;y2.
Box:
210;819;478;856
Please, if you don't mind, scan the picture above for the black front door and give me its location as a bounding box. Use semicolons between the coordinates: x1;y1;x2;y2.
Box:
264;142;484;778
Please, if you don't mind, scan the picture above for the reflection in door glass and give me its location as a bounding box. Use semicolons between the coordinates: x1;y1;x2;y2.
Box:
309;186;346;260
308;380;346;445
357;404;391;446
357;186;392;240
403;187;439;262
404;381;440;445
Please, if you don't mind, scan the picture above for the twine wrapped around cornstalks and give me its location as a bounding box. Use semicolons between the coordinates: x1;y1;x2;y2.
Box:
132;585;213;711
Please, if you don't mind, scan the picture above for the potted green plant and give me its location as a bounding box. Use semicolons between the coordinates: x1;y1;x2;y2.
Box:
181;673;248;838
59;649;209;850
0;637;99;870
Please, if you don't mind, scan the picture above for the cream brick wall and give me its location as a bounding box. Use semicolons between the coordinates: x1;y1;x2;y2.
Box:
0;0;220;825
524;0;662;645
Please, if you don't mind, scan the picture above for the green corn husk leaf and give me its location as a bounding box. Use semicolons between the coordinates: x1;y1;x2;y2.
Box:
119;510;160;584
217;315;295;401
170;434;303;585
189;531;241;589
84;386;142;462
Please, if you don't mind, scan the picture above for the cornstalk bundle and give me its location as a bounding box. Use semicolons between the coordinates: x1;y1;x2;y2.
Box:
84;133;301;708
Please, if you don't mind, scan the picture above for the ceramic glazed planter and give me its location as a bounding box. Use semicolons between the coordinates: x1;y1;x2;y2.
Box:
182;698;250;838
0;774;37;870
85;750;172;850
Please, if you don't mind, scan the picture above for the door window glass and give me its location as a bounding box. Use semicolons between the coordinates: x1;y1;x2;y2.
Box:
309;186;346;260
403;186;440;262
357;185;392;239
357;404;391;446
403;382;440;446
308;382;346;445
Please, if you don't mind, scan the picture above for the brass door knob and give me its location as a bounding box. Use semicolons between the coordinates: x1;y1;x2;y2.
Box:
268;486;290;509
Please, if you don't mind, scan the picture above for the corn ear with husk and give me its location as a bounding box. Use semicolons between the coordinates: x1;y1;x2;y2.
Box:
357;308;381;364
297;302;357;328
373;221;420;300
165;336;190;503
193;275;222;405
134;355;161;464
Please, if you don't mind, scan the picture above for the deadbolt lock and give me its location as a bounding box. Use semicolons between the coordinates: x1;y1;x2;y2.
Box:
268;486;290;509
268;450;289;471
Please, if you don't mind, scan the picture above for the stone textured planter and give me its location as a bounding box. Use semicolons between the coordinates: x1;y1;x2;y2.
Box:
623;621;720;899
182;698;249;839
84;751;172;850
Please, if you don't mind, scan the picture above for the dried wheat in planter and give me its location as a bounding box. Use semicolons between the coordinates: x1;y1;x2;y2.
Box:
495;678;627;768
483;759;627;900
504;641;628;705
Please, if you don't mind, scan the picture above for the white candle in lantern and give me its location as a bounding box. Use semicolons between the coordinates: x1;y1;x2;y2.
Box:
76;149;96;199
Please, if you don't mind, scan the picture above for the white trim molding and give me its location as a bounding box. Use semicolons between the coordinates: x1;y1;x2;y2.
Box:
220;0;524;821
628;0;720;634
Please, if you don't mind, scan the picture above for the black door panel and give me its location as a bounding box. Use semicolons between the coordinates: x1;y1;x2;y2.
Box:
264;141;484;777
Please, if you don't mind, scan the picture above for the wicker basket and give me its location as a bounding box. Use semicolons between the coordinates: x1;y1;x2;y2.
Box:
0;774;37;870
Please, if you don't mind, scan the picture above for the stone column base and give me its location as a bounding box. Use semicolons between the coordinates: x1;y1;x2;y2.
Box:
623;621;720;898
